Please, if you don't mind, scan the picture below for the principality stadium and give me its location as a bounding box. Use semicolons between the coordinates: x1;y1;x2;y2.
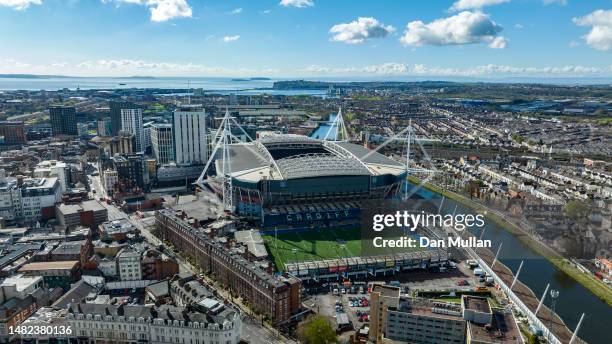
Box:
198;112;448;277
206;133;407;228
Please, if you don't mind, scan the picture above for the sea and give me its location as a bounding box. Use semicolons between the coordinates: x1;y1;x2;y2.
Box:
0;75;610;93
0;76;326;96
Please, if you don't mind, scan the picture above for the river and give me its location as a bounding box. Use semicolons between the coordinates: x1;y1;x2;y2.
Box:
411;184;611;344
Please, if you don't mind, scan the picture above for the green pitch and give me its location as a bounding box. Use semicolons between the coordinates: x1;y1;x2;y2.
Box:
262;227;362;270
262;226;425;270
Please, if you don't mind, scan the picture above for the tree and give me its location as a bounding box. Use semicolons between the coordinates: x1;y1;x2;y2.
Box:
564;200;588;219
297;315;337;344
527;333;542;344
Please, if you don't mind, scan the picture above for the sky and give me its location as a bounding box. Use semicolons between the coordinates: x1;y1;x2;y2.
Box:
0;0;611;78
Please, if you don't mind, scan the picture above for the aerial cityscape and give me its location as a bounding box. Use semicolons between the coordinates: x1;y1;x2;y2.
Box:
0;1;610;344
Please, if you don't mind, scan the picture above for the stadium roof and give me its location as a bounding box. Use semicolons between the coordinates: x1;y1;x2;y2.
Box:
213;134;405;182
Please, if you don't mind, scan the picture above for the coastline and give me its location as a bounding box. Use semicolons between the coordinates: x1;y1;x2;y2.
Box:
408;176;612;305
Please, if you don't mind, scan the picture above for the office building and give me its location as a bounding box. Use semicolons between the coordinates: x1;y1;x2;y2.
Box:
92;132;135;158
19;178;62;222
120;108;144;152
102;169;118;194
370;284;401;342
151;123;174;164
385;298;466;344
374;294;524;344
143;121;154;152
97;119;112;136
33;160;68;192
109;100;137;136
0;170;22;221
113;153;149;189
172;105;208;165
0;172;61;222
117;248;142;281
0;121;26;146
49;106;78;136
55;200;108;229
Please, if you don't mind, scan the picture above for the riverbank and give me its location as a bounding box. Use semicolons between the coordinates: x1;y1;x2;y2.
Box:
408;176;612;305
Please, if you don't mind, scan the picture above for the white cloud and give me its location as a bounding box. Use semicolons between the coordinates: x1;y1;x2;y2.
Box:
488;36;507;48
449;0;509;11
261;9;271;14
223;35;240;42
329;17;395;44
229;7;242;15
0;0;41;10
70;59;256;76
400;11;504;48
150;0;191;22
543;0;566;5
304;63;409;75
514;23;523;29
300;62;612;77
279;0;312;8
3;57;612;78
573;9;612;51
110;0;192;22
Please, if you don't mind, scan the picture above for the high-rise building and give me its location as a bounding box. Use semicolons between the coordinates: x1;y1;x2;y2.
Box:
229;93;238;105
120;108;144;152
109;101;137;135
143;121;154;153
113;153;149;189
370;284;401;342
172;105;208;165
97;119;112;136
0;121;26;146
151;123;174;164
77;122;89;137
49;106;78;136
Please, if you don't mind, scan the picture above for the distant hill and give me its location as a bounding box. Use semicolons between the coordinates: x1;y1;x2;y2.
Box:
272;80;458;90
119;76;156;79
232;77;271;81
0;74;73;79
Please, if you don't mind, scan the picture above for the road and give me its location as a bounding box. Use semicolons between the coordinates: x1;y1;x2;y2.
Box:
87;172;291;344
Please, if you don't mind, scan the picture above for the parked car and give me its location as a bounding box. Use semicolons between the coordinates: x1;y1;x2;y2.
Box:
457;279;469;286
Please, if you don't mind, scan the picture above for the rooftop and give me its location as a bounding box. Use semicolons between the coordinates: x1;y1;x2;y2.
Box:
0;274;43;292
100;218;136;234
372;284;401;298
19;260;79;272
393;297;463;321
51;240;88;256
52;280;98;309
234;230;268;259
467;309;523;344
463;295;491;314
212;134;405;182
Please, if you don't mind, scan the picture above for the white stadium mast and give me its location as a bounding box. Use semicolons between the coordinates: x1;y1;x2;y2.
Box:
359;119;437;200
196;107;252;212
323;107;350;141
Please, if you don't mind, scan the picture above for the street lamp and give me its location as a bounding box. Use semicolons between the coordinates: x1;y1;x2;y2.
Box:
548;289;559;340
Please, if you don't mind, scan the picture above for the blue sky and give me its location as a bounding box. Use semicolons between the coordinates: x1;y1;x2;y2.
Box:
0;0;610;78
